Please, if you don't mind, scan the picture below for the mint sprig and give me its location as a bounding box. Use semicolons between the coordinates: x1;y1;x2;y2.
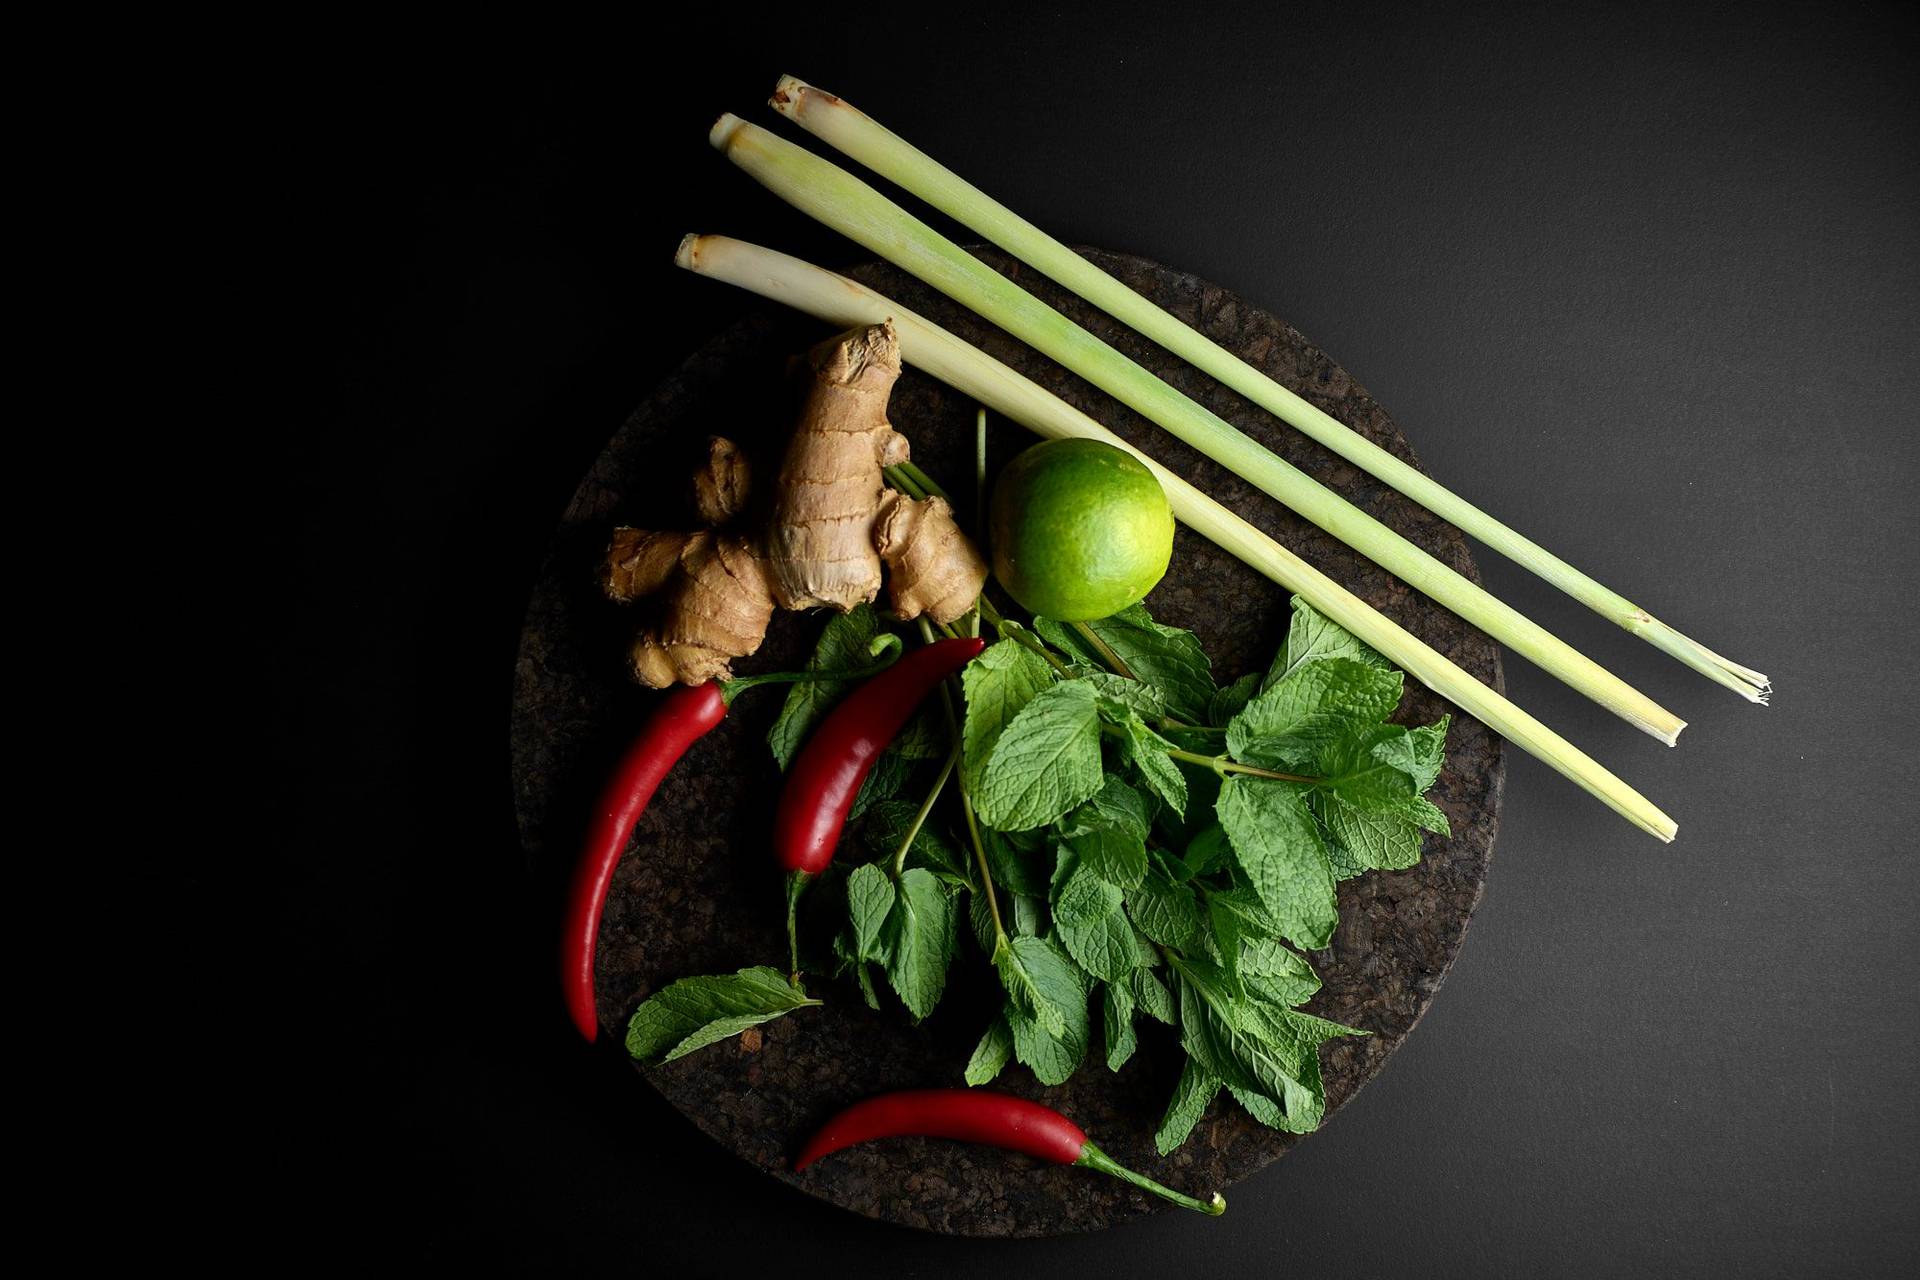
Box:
625;594;1453;1158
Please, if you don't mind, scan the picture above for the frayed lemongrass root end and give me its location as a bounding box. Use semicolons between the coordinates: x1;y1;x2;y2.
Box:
1629;613;1772;705
709;112;748;150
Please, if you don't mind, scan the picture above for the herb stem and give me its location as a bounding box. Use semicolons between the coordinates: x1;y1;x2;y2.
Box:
932;674;1008;951
899;460;950;502
883;463;929;501
1069;620;1137;679
1101;723;1319;782
980;606;1075;678
961;783;1006;949
892;741;961;878
974;407;989;541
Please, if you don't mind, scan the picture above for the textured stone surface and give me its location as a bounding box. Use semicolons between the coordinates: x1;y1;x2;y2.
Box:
511;250;1504;1236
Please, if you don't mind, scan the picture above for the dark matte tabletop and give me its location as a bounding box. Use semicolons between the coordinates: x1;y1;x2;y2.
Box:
285;4;1918;1273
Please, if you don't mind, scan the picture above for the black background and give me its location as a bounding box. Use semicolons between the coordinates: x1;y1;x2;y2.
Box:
290;3;1918;1273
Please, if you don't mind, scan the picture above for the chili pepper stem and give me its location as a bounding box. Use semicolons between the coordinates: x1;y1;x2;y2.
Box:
1069;620;1138;679
1074;1141;1226;1215
892;741;961;878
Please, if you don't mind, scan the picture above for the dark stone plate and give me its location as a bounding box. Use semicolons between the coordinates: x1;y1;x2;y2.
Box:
512;249;1504;1236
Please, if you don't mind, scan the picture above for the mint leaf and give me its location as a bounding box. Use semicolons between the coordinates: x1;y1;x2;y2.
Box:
1110;711;1189;819
846;863;895;964
1155;1059;1221;1155
1237;1003;1367;1132
1082;669;1165;718
1176;968;1315;1124
975;680;1106;831
881;869;955;1020
1038;604;1215;722
1125;858;1208;952
1216;776;1338;950
1208;894;1245;997
849;748;912;820
1008;994;1088;1086
1054;862;1148;981
1059;777;1151;842
1239;937;1322;1008
1265;596;1389;690
768;605;881;769
1313;794;1425;871
960;637;1054;795
1368;716;1450;792
1314;730;1450;833
996;934;1084;1037
1103;980;1139;1071
968;889;998;953
625;967;817;1064
1228;657;1404;769
1012;893;1046;938
1323;832;1369;881
864;801;972;888
1184;823;1233;878
964;1014;1014;1086
1131;967;1177;1025
889;704;946;760
1067;824;1148;890
1000;937;1090;1085
983;827;1054;897
1230;1085;1285;1128
1209;672;1262;724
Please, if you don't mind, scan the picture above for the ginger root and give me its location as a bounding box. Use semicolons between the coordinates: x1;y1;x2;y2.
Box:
603;323;987;688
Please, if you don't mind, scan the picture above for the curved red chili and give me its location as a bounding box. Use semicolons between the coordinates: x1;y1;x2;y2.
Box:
773;637;984;877
561;682;728;1042
794;1088;1225;1215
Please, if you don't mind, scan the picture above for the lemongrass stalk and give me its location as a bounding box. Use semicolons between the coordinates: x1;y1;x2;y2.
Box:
674;234;1677;841
708;116;1686;746
770;76;1770;708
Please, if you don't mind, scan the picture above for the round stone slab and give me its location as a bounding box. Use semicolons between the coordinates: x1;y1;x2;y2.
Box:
511;249;1504;1236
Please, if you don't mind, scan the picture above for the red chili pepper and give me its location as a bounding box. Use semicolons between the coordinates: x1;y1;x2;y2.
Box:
773;637;985;877
561;642;908;1041
561;682;729;1042
794;1088;1226;1215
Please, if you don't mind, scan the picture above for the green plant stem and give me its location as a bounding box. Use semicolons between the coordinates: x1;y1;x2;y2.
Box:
771;75;1768;706
974;407;988;542
1099;723;1319;783
883;463;928;501
1074;1141;1226;1216
891;742;961;878
960;784;1006;951
708;114;1684;744
784;871;809;987
1069;620;1137;679
925;663;1010;950
1181;751;1318;784
720;637;904;699
899;460;949;502
672;235;1678;841
976;600;1076;678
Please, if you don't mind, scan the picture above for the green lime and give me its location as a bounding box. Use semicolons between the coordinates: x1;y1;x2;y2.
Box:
989;438;1175;622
